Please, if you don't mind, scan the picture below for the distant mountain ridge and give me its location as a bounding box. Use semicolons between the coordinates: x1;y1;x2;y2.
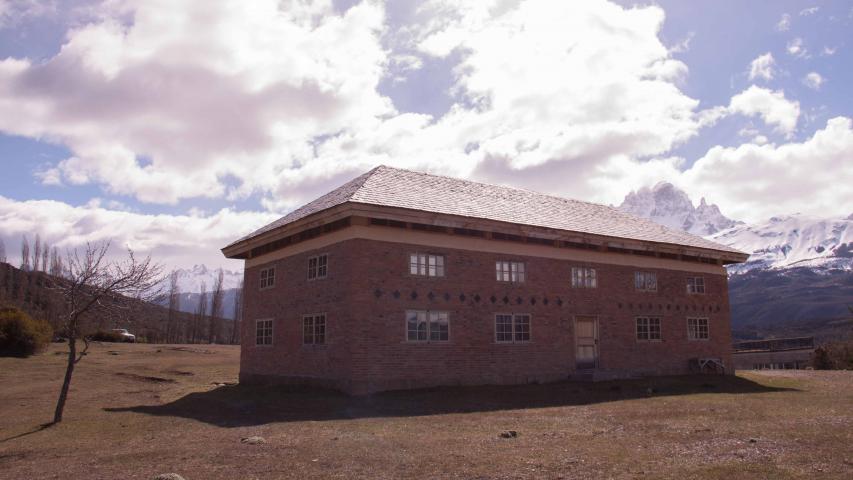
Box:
618;182;741;236
171;265;243;293
710;214;852;274
152;266;243;320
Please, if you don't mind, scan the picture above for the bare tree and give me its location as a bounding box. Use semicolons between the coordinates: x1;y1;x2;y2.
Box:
41;240;50;272
50;241;161;424
50;247;63;276
21;235;30;270
0;237;6;263
32;234;41;272
230;279;243;345
209;269;225;344
193;282;207;344
166;270;180;343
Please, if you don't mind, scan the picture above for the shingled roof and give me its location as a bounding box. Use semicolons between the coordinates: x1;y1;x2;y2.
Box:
228;165;744;256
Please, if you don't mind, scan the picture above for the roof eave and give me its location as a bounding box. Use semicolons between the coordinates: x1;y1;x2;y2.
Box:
221;202;354;259
222;203;752;265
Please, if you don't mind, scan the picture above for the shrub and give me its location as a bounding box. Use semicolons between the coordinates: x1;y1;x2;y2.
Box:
0;307;53;357
813;347;832;370
88;330;125;343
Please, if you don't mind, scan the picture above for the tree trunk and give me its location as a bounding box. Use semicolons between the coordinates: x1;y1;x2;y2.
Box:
53;336;76;424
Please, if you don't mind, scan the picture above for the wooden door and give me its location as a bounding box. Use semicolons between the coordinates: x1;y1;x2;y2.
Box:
575;316;598;369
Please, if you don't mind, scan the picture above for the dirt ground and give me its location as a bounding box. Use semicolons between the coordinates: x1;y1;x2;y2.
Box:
1;343;851;480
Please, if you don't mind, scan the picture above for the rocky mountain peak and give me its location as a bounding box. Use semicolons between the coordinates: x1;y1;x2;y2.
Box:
618;182;740;236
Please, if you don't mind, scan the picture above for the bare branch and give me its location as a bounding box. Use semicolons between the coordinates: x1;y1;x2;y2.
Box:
50;240;163;424
21;235;30;270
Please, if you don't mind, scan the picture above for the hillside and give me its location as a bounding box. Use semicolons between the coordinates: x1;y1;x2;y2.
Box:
728;267;853;341
0;262;238;344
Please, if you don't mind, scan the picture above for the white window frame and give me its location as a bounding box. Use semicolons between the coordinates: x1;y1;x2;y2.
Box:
303;313;326;345
496;261;526;282
571;267;597;288
634;271;657;292
409;253;445;277
259;267;276;290
255;318;273;346
687;276;706;294
687;317;709;341
635;316;662;342
307;254;328;280
494;313;531;343
405;310;450;343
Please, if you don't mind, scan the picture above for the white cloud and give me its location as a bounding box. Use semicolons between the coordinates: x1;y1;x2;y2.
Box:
799;7;819;16
0;196;278;270
0;0;720;212
681;117;853;222
669;31;694;54
738;126;759;138
802;72;825;90
751;135;769;145
0;0;393;206
787;37;808;58
821;46;837;56
0;0;843;238
387;0;705;202
775;13;791;31
0;0;55;28
728;86;800;137
748;52;775;81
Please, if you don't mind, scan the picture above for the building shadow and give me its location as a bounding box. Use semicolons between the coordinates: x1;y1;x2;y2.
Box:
104;375;797;428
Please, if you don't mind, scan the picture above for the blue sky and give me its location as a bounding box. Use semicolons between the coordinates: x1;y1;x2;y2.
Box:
0;0;850;269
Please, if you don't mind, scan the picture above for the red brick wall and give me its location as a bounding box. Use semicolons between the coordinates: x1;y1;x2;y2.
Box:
241;236;733;394
239;241;355;389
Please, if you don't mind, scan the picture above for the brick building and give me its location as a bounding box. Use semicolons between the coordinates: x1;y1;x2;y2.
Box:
732;337;815;370
222;166;748;394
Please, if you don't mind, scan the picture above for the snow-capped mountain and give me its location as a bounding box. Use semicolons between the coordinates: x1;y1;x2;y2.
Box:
618;182;741;236
170;265;243;293
618;183;852;274
153;265;244;319
710;214;852;274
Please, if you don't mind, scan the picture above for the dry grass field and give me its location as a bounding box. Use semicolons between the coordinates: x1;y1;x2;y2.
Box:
1;343;852;480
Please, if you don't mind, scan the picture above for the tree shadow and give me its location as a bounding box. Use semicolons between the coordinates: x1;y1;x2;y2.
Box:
0;423;54;444
104;375;798;428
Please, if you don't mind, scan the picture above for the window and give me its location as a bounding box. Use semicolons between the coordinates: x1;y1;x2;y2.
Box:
495;314;531;343
687;317;709;340
571;267;597;288
409;253;445;277
307;254;328;280
255;319;273;345
687;277;705;294
636;317;661;341
635;271;657;291
496;261;525;282
259;267;275;289
406;310;449;342
303;314;326;344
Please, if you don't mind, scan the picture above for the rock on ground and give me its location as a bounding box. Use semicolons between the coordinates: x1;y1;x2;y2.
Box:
241;436;266;445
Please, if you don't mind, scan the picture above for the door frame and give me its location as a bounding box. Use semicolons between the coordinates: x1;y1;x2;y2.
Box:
573;315;599;369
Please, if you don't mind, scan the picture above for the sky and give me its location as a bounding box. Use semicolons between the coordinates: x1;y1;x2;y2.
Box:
0;0;850;272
